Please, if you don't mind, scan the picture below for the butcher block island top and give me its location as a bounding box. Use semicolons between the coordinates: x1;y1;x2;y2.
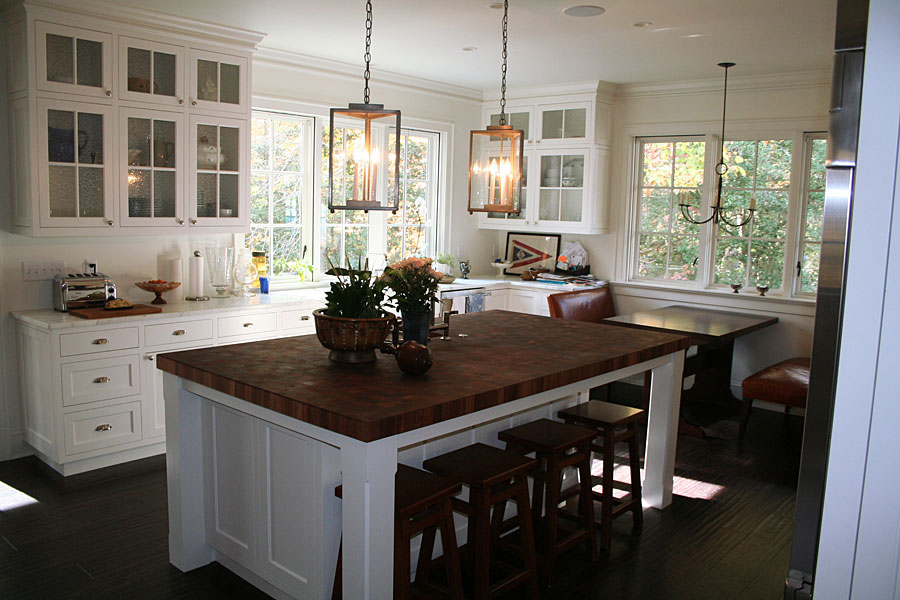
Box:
156;310;689;442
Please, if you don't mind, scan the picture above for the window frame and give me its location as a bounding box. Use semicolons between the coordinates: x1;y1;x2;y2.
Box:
622;120;827;301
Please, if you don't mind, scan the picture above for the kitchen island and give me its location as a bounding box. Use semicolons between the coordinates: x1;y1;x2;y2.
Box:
158;310;688;599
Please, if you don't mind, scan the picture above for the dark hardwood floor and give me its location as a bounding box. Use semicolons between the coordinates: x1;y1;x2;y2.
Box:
0;386;802;600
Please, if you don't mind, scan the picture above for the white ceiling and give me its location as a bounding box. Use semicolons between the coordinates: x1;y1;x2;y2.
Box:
109;0;838;90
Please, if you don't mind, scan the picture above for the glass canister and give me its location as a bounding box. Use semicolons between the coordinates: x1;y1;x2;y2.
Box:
251;251;268;288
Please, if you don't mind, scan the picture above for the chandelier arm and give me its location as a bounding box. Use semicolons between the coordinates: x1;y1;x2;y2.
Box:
717;207;756;229
679;202;718;225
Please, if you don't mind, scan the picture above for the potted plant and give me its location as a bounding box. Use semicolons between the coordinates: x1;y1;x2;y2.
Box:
434;252;456;276
313;260;394;363
381;257;444;345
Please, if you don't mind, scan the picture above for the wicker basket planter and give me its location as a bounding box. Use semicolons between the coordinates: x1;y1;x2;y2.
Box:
313;308;395;363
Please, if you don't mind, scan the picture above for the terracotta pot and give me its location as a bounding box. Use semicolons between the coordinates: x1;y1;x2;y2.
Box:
313;309;395;363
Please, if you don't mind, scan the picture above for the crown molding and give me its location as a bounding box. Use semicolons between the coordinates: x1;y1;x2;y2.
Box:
253;46;483;105
483;80;613;102
18;0;266;48
618;70;832;99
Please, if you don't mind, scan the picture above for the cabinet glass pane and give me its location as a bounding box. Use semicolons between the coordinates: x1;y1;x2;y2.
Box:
76;39;102;88
48;110;75;163
153;120;176;168
563;108;586;138
539;189;560;220
46;34;74;84
154;52;177;97
219;127;239;171
542;110;563;140
561;190;583;222
219;63;240;105
49;166;76;217
128;169;151;217
562;155;584;187
540;155;561;187
154;171;176;217
220;174;239;217
197;59;218;101
78;167;104;217
127;48;152;93
197;125;218;170
128;118;151;166
489;111;529;140
78;112;103;164
197;173;217;217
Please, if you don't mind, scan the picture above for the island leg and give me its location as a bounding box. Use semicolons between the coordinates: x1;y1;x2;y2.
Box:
340;437;398;599
643;350;685;509
163;372;214;571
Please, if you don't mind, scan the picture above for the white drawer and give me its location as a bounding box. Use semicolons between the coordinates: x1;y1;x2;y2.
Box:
61;355;141;407
63;402;142;455
217;311;277;338
281;307;317;334
59;327;139;357
145;319;214;347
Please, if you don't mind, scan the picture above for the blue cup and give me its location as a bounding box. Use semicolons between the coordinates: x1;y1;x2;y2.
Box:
259;276;269;294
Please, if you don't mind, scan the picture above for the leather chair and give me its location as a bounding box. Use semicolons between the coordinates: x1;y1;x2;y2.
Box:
547;287;616;322
739;357;810;442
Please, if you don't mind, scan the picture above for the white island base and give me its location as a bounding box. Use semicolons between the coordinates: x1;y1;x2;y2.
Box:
164;350;684;600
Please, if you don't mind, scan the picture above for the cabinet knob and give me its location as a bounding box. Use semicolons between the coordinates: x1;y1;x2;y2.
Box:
191;99;198;107
173;329;186;336
92;338;109;345
190;218;198;225
93;376;111;384
106;220;114;226
105;90;112;97
243;322;253;328
145;354;155;361
177;97;184;105
536;140;541;144
176;218;184;225
95;423;113;432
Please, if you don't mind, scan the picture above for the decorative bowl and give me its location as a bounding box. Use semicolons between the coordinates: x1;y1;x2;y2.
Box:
313;309;396;363
135;281;181;305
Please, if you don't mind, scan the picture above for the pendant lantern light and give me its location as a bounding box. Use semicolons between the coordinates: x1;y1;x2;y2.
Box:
467;0;524;214
679;62;756;227
328;0;400;213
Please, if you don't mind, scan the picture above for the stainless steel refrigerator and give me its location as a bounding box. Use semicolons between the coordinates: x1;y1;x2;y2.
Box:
783;0;868;598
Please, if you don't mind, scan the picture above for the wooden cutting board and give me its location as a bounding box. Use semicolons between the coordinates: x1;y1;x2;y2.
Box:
68;304;163;319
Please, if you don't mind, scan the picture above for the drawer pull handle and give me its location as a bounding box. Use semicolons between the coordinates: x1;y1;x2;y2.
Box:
300;315;310;321
173;329;186;336
243;322;253;327
95;424;113;432
93;376;111;384
92;338;109;345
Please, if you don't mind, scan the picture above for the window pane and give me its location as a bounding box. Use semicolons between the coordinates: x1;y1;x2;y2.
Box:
639;189;670;233
638;234;668;278
641;142;672;187
805;191;825;241
750;240;785;288
757;139;793;189
250;173;269;223
798;135;828;294
322;226;341;268
344;226;368;266
272;173;301;224
386;226;402;265
405;135;428;180
801;243;821;293
808;138;827;190
669;236;699;280
251;117;270;170
722;141;756;188
247;226;268;252
753;190;789;239
272;227;302;277
673;141;705;187
714;237;748;285
274;119;304;172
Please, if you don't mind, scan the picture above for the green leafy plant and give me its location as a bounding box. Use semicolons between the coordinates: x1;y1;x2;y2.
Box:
381;257;444;314
287;259;315;282
435;252;456;266
323;257;387;318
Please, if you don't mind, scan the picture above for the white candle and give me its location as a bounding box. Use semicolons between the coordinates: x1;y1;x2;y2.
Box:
189;252;204;298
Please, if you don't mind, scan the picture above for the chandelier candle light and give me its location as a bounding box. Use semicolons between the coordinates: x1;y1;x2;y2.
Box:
679;62;756;227
468;0;524;214
328;0;400;213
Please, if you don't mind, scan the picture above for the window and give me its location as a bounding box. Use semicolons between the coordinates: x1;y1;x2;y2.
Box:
246;112;314;281
630;132;827;297
321;126;440;268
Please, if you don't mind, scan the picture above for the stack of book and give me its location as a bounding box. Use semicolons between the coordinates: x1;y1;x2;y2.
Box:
534;273;608;287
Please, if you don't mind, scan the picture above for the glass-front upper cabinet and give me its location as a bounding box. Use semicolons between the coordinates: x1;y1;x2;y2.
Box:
485;106;534;144
485;154;529;224
120;108;184;227
119;37;184;107
538;102;590;144
535;149;588;228
189;114;245;225
189;49;248;113
36;22;113;99
37;99;115;227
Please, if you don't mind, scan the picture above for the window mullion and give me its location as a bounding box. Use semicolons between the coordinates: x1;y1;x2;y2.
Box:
785;132;807;296
698;133;718;288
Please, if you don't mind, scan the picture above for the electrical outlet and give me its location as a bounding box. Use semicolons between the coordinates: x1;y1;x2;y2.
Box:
84;259;98;274
23;260;67;281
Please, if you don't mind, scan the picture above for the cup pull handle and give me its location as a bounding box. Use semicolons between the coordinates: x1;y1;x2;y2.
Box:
93;376;111;384
243;322;253;328
173;329;186;336
95;424;113;432
300;315;310;321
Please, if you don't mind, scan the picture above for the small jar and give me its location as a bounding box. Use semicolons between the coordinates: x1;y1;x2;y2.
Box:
251;251;267;288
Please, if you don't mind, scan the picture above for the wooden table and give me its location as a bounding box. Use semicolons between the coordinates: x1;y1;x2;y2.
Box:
159;311;688;599
603;305;778;434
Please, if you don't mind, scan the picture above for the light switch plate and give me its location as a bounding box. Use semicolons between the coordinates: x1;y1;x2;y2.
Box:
23;260;67;281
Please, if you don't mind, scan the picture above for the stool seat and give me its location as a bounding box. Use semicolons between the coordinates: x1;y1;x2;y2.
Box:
497;418;596;452
424;442;537;487
741;357;810;407
557;401;645;428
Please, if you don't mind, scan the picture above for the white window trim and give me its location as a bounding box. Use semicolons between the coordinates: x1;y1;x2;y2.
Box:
616;116;827;302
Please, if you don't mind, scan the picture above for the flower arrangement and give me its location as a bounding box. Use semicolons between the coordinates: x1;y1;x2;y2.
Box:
381;257;444;314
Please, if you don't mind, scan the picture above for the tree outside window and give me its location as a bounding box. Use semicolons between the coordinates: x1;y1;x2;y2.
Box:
246;112;313;281
798;135;827;294
386;130;438;264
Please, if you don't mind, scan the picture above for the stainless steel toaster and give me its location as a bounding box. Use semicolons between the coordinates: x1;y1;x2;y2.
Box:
53;273;117;312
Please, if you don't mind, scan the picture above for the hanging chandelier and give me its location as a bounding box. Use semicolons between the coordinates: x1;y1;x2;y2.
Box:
467;0;524;214
679;62;756;227
328;0;400;213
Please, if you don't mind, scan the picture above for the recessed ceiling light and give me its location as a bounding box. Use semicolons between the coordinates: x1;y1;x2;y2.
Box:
563;5;606;17
462;46;478;52
683;33;704;38
632;21;653;28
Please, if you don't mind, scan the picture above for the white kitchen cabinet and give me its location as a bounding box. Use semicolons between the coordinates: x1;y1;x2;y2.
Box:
189;113;248;227
484;287;509;311
118;36;185;107
483;101;590;146
35;21;113;99
189;49;249;114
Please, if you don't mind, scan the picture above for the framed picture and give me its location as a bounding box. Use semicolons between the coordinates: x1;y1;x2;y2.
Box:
503;232;561;276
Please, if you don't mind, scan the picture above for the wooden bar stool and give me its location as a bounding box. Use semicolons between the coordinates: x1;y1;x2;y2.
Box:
423;443;539;600
739;357;810;442
497;419;598;586
332;464;464;600
558;401;645;550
